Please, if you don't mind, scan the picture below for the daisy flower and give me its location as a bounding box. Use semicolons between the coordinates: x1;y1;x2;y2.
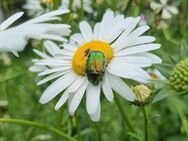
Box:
0;9;71;56
150;0;179;19
61;0;93;14
31;10;161;121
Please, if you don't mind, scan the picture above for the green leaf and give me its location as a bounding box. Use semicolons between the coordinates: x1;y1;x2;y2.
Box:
154;64;175;79
153;85;177;103
168;55;178;64
153;85;188;103
180;41;188;60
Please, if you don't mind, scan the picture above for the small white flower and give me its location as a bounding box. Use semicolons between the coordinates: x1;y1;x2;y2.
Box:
61;0;93;13
150;0;179;19
0;9;71;56
31;10;161;121
147;68;166;80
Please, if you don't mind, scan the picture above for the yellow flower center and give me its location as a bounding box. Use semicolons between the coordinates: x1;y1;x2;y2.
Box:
72;40;113;75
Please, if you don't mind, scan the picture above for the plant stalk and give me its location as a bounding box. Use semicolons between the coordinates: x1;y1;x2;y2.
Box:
0;118;77;141
114;95;136;133
143;107;149;141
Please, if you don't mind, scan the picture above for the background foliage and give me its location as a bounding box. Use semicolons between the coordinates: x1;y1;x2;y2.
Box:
0;0;188;141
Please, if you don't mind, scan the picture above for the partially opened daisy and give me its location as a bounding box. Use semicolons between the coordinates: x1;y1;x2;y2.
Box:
147;68;166;80
0;9;70;56
31;10;161;121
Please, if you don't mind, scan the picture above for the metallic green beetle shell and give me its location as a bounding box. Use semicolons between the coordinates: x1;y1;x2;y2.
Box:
85;51;106;86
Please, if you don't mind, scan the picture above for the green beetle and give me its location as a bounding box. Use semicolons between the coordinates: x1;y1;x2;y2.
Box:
85;50;106;86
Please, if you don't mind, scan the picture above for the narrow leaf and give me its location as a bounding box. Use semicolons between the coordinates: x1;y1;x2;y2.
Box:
154;64;175;79
180;41;188;60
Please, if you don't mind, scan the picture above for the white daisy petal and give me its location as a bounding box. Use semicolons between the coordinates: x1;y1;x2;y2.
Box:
55;89;70;110
38;67;71;76
29;65;47;72
79;21;93;42
126;36;156;47
33;49;50;59
98;10;114;40
86;83;101;115
0;12;24;31
57;49;74;56
90;101;101;122
70;33;86;45
39;71;77;104
112;56;152;67
32;34;67;42
66;76;86;93
107;62;150;83
115;25;150;51
37;72;66;85
93;23;101;39
62;43;77;52
139;53;162;64
115;44;161;56
112;17;141;49
101;73;114;102
44;40;60;56
36;59;71;66
69;80;88;115
108;73;135;101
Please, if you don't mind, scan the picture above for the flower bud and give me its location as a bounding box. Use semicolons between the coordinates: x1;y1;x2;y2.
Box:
170;58;188;91
131;84;153;106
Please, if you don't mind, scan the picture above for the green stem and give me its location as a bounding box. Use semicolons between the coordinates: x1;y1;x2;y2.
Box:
80;0;84;20
75;116;82;141
124;0;133;14
111;0;116;12
143;107;149;141
114;95;136;133
93;123;102;141
68;0;74;11
0;118;77;141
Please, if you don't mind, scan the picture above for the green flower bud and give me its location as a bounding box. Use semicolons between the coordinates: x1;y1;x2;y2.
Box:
170;58;188;91
131;84;153;106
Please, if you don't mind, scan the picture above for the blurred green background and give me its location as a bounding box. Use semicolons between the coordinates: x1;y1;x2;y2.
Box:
0;0;188;141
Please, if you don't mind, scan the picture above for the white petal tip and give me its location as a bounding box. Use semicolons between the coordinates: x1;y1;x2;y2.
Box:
54;106;59;111
39;97;47;104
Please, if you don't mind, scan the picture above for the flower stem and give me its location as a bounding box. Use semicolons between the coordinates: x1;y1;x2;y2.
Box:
80;0;84;20
0;118;77;141
143;107;149;141
75;115;83;141
114;95;136;133
124;0;133;14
